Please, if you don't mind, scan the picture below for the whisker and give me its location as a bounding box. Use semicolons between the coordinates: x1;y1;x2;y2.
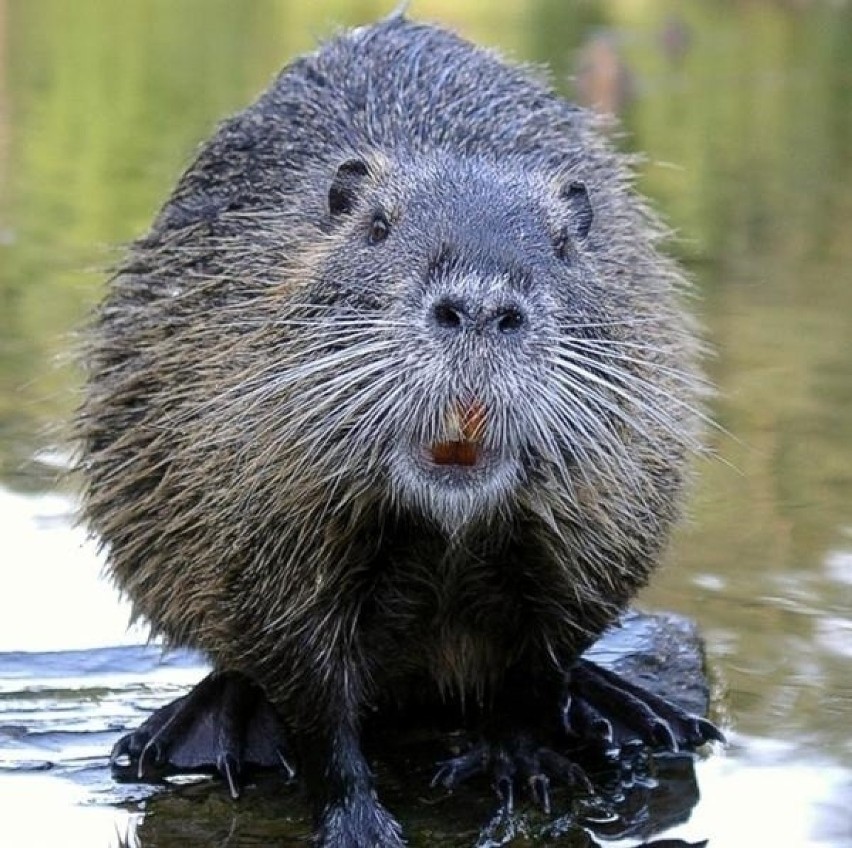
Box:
551;344;722;440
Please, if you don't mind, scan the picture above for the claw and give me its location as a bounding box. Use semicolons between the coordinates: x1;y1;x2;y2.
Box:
696;717;726;745
218;753;241;800
109;735;132;766
592;716;614;742
137;738;163;779
430;763;452;789
276;747;296;781
431;742;487;790
650;718;678;752
567;689;615;750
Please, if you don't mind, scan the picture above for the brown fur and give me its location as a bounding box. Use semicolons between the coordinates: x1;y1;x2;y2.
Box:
75;15;706;847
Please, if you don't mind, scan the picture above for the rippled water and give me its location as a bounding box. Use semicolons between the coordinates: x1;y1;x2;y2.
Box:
1;1;851;846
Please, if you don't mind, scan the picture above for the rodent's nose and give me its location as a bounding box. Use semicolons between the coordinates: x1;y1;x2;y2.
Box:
430;296;528;337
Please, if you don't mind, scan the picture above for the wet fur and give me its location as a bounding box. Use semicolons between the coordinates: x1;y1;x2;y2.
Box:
76;14;705;846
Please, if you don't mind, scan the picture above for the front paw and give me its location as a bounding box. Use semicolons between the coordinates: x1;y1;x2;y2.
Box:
111;670;294;798
567;659;725;754
316;797;405;848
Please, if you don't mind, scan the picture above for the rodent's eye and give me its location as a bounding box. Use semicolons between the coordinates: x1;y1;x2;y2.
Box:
368;213;390;245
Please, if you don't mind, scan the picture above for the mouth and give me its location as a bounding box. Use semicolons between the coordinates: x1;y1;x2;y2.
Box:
422;399;490;475
429;398;486;466
393;397;519;526
430;440;480;467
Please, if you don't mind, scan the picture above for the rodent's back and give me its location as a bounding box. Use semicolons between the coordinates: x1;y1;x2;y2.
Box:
76;16;702;687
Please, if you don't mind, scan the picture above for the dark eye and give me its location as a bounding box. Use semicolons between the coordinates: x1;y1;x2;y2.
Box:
368;213;390;245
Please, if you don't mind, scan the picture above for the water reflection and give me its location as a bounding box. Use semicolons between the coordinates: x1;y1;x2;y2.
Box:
122;753;707;848
2;774;140;847
688;750;852;847
0;487;148;652
1;0;851;845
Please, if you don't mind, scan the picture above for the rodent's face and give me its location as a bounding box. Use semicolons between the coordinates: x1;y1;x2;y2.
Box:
307;154;608;533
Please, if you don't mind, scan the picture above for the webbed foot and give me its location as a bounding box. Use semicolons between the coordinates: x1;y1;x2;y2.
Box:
111;670;293;797
567;659;725;754
431;731;591;815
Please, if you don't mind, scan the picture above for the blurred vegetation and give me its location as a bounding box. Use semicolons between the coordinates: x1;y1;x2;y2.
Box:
1;0;851;756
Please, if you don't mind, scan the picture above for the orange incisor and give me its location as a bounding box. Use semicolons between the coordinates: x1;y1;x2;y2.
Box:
431;399;487;466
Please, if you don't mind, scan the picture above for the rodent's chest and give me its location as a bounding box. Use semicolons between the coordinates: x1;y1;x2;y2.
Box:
421;618;516;699
370;554;532;698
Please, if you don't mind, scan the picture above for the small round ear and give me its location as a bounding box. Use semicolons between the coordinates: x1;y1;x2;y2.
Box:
328;158;370;216
561;181;593;240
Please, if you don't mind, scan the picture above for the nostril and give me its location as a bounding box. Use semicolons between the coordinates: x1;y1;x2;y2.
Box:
433;300;464;330
431;299;526;335
496;308;526;334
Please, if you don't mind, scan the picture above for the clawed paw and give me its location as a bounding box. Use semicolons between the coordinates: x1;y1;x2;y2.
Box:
566;660;725;756
430;660;723;817
431;733;591;815
111;670;294;798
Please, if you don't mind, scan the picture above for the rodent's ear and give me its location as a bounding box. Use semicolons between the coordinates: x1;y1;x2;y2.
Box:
328;158;370;217
561;181;593;240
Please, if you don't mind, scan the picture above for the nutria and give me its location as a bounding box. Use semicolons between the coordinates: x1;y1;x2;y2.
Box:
75;12;722;848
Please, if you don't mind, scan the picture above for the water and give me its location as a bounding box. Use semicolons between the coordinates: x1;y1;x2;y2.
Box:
1;1;851;846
